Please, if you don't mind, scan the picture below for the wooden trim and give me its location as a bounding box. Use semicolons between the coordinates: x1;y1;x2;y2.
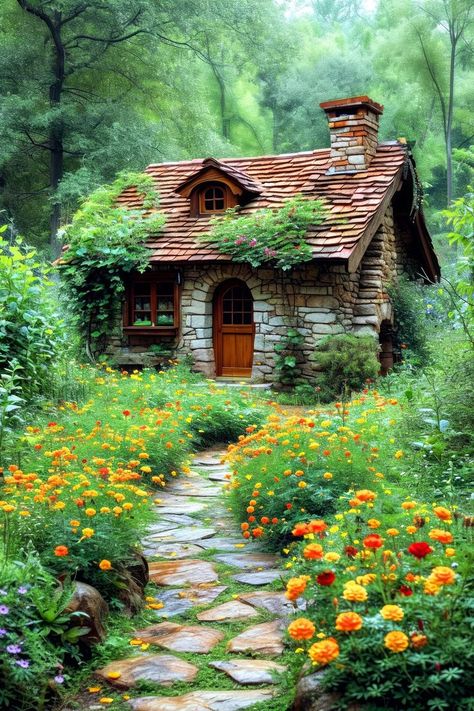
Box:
123;326;178;336
178;167;244;198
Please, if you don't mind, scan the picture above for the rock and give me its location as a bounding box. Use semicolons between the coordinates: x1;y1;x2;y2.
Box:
197;537;246;551
95;654;198;689
292;670;362;711
159;514;202;526
126;552;149;592
128;689;275;711
196;600;259;622
66;581;108;644
134;621;224;653
232;570;282;585
154;500;206;515
215;553;277;570
150;585;227;617
149;559;218;586
238;590;299;616
227;620;285;656
143;542;205;559
210;659;286;685
146;527;217;542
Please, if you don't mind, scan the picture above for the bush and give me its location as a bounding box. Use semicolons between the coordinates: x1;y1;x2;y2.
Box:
388;277;432;366
0;234;64;402
311;334;380;402
284;489;473;711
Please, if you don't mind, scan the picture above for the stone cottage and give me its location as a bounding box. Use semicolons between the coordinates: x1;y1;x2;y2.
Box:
107;95;440;381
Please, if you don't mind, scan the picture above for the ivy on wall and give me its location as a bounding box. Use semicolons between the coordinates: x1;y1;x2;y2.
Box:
201;195;326;270
59;172;165;360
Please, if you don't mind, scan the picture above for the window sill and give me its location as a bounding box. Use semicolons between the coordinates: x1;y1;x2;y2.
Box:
123;326;178;336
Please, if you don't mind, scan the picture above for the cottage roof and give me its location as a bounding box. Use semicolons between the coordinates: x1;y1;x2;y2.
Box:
117;142;439;280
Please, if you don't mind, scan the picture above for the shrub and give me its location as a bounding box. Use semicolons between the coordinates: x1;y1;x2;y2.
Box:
284;489;473;711
311;334;380;402
388;277;432;366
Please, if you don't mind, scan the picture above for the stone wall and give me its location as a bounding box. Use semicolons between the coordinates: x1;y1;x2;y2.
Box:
104;203;414;381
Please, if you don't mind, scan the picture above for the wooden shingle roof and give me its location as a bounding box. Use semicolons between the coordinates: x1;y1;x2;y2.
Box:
117;141;439;278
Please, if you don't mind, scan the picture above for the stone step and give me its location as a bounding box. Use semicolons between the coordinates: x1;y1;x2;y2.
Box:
128;689;275;711
94;654;198;689
134;621;224;653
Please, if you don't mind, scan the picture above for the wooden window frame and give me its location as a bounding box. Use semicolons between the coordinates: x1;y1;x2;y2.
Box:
123;273;180;336
189;182;237;217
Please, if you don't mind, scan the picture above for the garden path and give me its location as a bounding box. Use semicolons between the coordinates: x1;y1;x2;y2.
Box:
88;447;293;711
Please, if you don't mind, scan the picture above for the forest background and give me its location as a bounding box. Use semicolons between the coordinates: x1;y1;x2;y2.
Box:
0;0;472;257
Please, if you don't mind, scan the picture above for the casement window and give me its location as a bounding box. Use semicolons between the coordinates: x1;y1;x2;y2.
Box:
188;182;236;216
124;275;180;334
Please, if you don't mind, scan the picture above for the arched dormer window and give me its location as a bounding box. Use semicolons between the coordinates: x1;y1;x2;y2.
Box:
200;184;228;213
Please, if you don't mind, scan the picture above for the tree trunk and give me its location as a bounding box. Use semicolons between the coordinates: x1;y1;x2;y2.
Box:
48;10;65;257
446;27;456;207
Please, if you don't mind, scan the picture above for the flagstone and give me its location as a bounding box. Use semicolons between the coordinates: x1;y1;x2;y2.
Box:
134;621;224;653
146;526;217;542
215;553;278;569
197;536;245;551
238;590;298;616
154;501;206;515
159;513;203;526
210;659;287;685
94;654;198;689
227;620;285;656
151;585;228;617
196;600;259;622
232;570;282;585
128;689;275;711
143;542;205;560
149;559;218;586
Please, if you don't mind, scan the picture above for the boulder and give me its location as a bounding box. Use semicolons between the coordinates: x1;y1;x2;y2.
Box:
66;581;108;644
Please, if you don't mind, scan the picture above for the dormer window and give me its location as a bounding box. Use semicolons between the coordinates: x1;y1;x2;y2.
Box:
200;184;227;213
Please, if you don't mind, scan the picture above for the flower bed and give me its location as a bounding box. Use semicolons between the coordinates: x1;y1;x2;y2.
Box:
284;492;473;710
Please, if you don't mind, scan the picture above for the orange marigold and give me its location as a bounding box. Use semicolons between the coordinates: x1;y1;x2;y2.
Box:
308;637;339;665
380;604;404;621
308;519;327;534
429;529;454;544
433;506;452;521
54;545;69;557
430;566;456;586
292;522;309;537
335;611;363;632
99;559;112;571
303;544;324;560
384;630;409;653
411;632;428;649
342;582;367;602
286;576;309;601
355;489;376;502
288;617;316;640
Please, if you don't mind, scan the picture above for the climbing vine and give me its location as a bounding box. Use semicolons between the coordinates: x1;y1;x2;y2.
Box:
201;195;326;270
59;172;165;360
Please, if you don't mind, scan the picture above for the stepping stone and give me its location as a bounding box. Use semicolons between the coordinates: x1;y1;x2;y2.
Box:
150;585;228;618
208;470;231;482
143;542;205;560
146;522;176;534
197;537;245;551
146;526;217;543
215;553;278;570
172;488;218;498
128;689;275;711
227;620;285;656
196;600;259;622
154;501;206;515
149;560;218;586
159;514;203;526
94;654;198;689
134;621;224;653
210;659;286;685
232;570;282;585
193;455;225;466
238;590;299;616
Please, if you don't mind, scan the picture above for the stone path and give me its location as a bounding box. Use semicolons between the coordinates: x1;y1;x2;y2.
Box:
88;448;293;711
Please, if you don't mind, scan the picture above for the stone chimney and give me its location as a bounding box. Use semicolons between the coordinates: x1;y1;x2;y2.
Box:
319;96;384;173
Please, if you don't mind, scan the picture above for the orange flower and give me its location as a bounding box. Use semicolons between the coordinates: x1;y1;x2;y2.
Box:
308;519;327;534
363;534;383;549
54;545;69;557
402;501;416;510
411;632;428;649
303;544;324;560
342;583;367;602
429;529;453;544
355;489;376;502
433;506;452;521
288;617;316;640
286;576;309;601
308;637;339;665
292;522;309;536
384;630;409;653
99;559;112;571
367;518;381;529
380;604;404;621
430;566;455;586
335;611;363;632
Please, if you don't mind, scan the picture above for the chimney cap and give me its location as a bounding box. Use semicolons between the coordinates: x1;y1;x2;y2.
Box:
320;95;384;116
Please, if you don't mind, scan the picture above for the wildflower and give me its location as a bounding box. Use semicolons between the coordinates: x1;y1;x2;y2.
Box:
308;637;339;665
324;552;340;563
343;583;367;602
54;546;69;557
16;659;30;668
335;611;363;632
430;566;456;586
303;544;324;560
384;630;409;652
6;644;22;654
408;541;433;559
122;410;131;416
54;675;65;684
394;450;404;459
99;560;112;571
317;571;336;586
288;618;316;640
380;605;404;621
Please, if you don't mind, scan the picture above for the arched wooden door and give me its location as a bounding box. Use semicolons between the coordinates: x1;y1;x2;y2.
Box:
213;280;255;377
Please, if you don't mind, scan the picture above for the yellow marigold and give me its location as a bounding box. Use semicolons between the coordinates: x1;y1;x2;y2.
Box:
380;604;404;621
394;450;404;459
70;520;80;527
288;617;316;640
430;566;456;586
81;527;94;538
406;525;418;534
384;630;409;653
423;579;441;596
323;472;333;480
308;637;339;665
386;528;400;536
342;583;368;602
335;611;363;632
367;518;381;529
445;547;456;557
285;576;309;601
324;552;340;563
85;507;96;517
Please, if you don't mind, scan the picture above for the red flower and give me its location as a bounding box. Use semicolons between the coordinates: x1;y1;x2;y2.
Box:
122;410;131;417
363;534;384;549
408;541;433;559
285;503;293;510
398;585;413;597
47;422;58;427
317;571;336;586
344;545;358;558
